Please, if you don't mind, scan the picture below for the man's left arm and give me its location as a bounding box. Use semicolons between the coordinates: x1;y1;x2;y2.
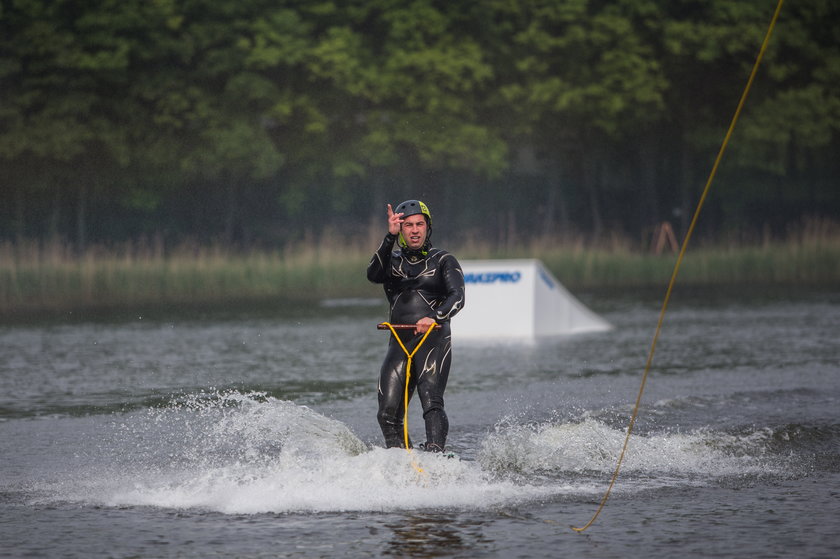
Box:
433;254;465;322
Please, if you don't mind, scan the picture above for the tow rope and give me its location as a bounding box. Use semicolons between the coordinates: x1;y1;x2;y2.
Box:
572;0;785;533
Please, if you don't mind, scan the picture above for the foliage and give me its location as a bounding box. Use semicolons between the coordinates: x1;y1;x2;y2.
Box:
0;0;837;249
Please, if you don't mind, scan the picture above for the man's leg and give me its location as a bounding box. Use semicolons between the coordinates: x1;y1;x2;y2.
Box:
416;338;451;451
377;342;414;448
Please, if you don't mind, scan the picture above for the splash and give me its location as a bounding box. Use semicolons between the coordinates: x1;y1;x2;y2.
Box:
37;391;798;514
53;390;555;514
478;416;788;479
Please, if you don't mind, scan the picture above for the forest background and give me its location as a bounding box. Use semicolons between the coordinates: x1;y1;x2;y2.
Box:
1;0;838;313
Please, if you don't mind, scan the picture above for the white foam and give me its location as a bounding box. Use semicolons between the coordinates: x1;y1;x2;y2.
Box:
478;416;779;477
103;447;557;514
56;391;562;514
43;392;782;514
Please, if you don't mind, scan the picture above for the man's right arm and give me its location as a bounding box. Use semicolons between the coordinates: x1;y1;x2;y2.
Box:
367;233;397;284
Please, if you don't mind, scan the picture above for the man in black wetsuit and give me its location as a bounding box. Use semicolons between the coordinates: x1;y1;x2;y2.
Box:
367;199;465;452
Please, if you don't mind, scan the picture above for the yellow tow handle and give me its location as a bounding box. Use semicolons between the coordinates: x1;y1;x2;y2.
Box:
377;322;439;450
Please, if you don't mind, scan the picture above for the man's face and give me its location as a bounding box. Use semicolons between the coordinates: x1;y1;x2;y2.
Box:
401;214;428;250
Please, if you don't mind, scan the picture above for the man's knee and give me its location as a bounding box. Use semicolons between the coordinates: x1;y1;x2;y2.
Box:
422;405;446;421
377;407;400;427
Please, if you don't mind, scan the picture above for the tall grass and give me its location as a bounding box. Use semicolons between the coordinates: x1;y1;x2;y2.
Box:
2;220;838;315
0;239;374;314
460;218;840;287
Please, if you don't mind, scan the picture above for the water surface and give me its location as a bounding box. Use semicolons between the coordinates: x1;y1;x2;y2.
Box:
1;287;838;558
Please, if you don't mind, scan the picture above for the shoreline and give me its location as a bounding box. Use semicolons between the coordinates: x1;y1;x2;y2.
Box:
2;239;838;320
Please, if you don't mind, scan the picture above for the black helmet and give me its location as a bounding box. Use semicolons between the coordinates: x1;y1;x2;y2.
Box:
394;199;432;254
395;199;432;226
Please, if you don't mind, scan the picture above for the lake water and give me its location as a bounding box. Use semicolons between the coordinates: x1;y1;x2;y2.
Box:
1;287;838;558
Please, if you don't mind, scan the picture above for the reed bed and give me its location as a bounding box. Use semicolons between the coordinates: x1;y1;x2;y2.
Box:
0;240;372;314
2;222;838;315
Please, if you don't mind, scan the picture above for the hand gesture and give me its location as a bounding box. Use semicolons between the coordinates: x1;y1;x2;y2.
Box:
387;204;404;236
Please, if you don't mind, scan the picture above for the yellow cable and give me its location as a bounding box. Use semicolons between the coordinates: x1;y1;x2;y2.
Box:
572;0;785;533
381;321;438;471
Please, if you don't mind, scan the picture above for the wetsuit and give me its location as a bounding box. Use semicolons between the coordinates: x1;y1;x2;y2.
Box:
367;233;465;450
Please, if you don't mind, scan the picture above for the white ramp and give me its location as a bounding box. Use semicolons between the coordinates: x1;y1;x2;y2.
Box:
452;259;610;340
